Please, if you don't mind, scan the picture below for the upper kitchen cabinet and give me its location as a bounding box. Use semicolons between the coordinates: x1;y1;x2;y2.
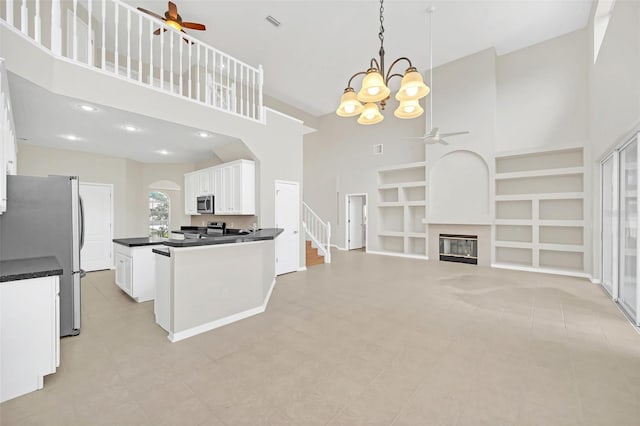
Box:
184;172;200;215
184;160;255;216
1;59;17;215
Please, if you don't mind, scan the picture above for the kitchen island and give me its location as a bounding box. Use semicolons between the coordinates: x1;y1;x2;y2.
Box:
112;237;167;303
154;228;283;342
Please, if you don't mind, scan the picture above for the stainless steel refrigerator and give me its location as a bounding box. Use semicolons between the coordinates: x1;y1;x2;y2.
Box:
0;175;84;336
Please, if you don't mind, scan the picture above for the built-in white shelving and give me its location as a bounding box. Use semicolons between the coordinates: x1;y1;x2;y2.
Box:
377;162;428;257
493;147;586;274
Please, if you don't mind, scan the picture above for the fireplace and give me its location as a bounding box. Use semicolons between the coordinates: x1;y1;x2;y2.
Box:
439;234;478;265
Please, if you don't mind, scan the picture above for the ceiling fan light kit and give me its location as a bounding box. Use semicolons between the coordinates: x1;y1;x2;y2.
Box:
335;0;429;125
138;1;207;37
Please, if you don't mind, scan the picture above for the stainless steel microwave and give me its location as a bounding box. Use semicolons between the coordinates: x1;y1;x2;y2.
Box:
197;195;214;214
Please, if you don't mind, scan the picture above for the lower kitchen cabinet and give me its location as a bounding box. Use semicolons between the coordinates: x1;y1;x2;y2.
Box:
0;276;60;402
114;244;156;302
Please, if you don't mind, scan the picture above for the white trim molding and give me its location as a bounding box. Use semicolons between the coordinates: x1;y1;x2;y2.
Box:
367;250;428;261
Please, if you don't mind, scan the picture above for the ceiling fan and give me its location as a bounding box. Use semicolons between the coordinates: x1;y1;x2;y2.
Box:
137;1;206;36
407;7;469;145
408;127;469;145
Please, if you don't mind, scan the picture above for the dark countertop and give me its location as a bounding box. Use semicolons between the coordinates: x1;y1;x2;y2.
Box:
0;256;63;283
113;237;168;247
152;247;171;257
162;228;284;248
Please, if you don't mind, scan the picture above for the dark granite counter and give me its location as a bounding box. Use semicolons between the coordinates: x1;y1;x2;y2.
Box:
113;237;168;247
162;228;283;248
0;256;63;283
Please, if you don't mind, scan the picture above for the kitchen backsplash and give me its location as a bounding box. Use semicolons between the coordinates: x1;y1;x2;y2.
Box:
191;215;258;229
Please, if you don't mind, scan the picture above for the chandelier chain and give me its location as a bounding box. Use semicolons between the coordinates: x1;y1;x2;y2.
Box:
378;0;385;48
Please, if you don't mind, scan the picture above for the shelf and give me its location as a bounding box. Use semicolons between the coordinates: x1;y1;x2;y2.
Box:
377;202;404;207
495;147;583;173
495;174;583;196
377;161;427;172
406;232;427;238
406;201;427;206
378;181;427;189
538;220;584;227
495;219;532;226
495;241;533;249
538;243;585;253
495;167;584;180
495;192;584;201
378;231;405;237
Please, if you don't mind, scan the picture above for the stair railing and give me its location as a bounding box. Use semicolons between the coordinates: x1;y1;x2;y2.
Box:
0;0;264;123
302;202;331;264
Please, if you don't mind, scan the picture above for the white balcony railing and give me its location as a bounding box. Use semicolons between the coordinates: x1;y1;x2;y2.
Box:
302;202;331;263
0;0;264;123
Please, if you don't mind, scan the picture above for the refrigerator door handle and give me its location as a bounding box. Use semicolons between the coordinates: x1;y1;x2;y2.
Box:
79;196;85;250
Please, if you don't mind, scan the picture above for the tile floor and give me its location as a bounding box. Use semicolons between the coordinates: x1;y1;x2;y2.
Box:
2;250;640;425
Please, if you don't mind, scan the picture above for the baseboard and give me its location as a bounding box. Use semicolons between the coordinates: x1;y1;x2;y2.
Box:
331;244;347;251
297;267;307;272
366;250;428;260
491;263;591;280
590;277;601;284
168;278;277;343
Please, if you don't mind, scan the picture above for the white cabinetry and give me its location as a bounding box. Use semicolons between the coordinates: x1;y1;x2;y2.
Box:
1;58;18;215
184;172;200;215
1;276;60;402
184;160;255;216
114;244;157;302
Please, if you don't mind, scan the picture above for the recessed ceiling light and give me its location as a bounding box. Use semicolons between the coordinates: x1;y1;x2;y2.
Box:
157;150;170;155
62;134;81;141
123;125;138;132
78;104;98;112
198;131;210;138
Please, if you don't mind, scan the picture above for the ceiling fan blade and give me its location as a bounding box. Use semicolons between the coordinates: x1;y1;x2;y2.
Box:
153;27;168;35
439;131;469;138
167;1;178;20
137;7;165;21
439;139;450;145
404;136;429;139
183;22;206;30
429;127;439;137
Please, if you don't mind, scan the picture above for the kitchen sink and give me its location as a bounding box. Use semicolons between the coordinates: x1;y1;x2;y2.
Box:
225;229;251;235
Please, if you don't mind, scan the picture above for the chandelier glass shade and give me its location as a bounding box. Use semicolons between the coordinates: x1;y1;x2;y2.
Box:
357;103;384;125
336;88;365;117
336;0;429;125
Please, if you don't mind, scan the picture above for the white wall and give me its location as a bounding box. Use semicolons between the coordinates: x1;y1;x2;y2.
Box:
425;49;497;225
588;0;640;280
304;29;592;266
496;29;589;152
17;143;193;238
304;108;425;250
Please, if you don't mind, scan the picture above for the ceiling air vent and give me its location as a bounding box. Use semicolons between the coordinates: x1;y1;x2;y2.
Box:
373;144;383;155
266;15;281;27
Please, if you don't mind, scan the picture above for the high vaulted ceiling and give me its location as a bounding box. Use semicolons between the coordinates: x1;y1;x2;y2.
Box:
131;0;594;116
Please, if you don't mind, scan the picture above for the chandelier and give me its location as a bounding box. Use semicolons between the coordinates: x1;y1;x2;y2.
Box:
336;0;430;125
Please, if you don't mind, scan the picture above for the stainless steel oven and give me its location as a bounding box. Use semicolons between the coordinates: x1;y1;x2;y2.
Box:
197;195;214;214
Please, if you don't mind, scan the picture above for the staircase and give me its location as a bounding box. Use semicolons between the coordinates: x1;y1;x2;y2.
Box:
302;202;331;266
305;241;324;267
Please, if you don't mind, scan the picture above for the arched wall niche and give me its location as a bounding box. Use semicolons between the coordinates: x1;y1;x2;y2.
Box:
429;150;491;223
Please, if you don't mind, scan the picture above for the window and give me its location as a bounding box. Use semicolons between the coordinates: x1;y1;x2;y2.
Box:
593;0;617;63
149;191;170;238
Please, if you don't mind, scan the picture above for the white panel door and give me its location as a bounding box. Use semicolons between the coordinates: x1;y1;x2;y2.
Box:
348;196;365;250
275;181;300;275
79;183;113;271
618;139;638;320
601;155;616;296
